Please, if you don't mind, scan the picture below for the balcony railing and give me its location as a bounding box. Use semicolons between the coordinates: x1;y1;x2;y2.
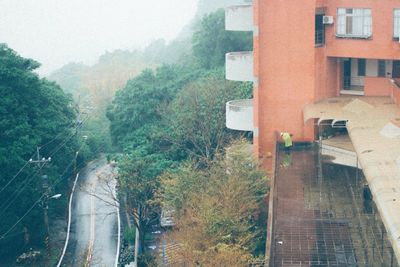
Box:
225;51;254;82
343;76;364;89
225;5;253;32
226;99;253;131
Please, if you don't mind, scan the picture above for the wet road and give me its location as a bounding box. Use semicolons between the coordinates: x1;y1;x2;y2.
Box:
62;159;119;267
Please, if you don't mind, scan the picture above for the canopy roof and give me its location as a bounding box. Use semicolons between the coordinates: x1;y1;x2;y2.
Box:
304;96;400;262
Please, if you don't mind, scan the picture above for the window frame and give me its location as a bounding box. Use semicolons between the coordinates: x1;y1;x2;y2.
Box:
336;8;372;39
315;14;325;46
358;59;366;77
394;9;400;39
378;60;386;77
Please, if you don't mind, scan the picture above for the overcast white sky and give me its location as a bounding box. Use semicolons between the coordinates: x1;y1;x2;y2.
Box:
0;0;199;75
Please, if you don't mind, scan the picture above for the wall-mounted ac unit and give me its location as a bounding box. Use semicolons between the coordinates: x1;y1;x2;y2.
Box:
323;16;334;25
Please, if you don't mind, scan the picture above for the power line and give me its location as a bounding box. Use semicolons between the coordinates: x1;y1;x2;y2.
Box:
0;113;90;197
0;195;46;240
0;123;106;241
0;119;89;218
0;137;91;240
0;151;36;195
0;161;48;218
0;152;77;240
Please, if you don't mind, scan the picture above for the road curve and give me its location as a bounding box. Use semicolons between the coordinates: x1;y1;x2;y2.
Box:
61;159;119;267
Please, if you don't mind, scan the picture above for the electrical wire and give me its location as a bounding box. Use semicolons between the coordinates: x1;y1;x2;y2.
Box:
0;147;78;240
0;113;90;197
0;125;107;241
0;151;37;195
0;162;48;218
39;120;77;149
0;115;90;217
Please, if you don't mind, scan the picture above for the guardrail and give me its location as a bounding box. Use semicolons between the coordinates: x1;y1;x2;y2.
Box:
56;173;80;267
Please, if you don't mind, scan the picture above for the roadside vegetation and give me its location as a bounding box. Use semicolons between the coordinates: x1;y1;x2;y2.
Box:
0;44;92;263
107;9;268;266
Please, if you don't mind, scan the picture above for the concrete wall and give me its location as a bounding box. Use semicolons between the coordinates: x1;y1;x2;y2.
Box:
226;99;254;131
391;80;400;104
364;77;392;96
314;52;338;100
225;5;253;31
255;0;316;155
225;52;254;81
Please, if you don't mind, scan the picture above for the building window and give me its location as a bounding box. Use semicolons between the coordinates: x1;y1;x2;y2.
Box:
337;8;372;38
315;14;325;46
394;9;400;39
358;59;366;76
378;60;386;77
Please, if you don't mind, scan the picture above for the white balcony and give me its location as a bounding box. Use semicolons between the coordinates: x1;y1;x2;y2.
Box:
225;5;253;31
225;51;253;82
226;99;253;131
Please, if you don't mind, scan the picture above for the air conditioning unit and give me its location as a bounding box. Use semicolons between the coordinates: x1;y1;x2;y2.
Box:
323;16;334;25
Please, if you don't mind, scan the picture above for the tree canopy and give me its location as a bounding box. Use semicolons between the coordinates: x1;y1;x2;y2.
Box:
161;140;268;265
106;8;262;264
192;9;253;69
0;44;82;260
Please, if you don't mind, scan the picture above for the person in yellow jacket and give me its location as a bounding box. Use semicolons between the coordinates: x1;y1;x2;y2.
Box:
280;132;293;154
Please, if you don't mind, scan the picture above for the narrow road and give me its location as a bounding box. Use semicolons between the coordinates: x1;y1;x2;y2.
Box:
62;158;119;267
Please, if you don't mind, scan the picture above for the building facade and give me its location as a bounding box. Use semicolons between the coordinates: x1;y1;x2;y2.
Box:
226;0;400;156
225;0;400;263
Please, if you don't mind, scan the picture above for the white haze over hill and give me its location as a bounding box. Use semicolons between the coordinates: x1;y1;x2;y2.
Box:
0;0;198;76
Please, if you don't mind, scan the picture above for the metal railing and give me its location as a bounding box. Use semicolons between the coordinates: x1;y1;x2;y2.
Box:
343;76;364;89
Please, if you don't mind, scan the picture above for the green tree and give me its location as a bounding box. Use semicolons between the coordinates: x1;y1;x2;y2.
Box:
108;64;203;258
118;149;172;254
0;44;81;261
161;140;268;264
107;64;203;150
192;9;253;69
163;68;252;161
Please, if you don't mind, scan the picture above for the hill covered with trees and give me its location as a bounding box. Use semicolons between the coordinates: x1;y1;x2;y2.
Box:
107;8;266;266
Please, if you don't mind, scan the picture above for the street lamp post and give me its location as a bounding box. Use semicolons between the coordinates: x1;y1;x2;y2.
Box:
42;189;62;265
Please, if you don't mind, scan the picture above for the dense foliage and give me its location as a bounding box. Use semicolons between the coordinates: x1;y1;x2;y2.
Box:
0;44;84;260
163;69;252;161
161;140;268;265
107;8;261;264
192;9;253;69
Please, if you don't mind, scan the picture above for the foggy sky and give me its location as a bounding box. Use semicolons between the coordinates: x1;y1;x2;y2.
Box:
0;0;198;75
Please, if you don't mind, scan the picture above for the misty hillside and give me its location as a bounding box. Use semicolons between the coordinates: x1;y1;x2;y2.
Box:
49;50;155;108
196;0;252;17
48;0;249;108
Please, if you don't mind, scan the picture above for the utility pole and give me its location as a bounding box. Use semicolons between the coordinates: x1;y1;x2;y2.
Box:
29;147;51;266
